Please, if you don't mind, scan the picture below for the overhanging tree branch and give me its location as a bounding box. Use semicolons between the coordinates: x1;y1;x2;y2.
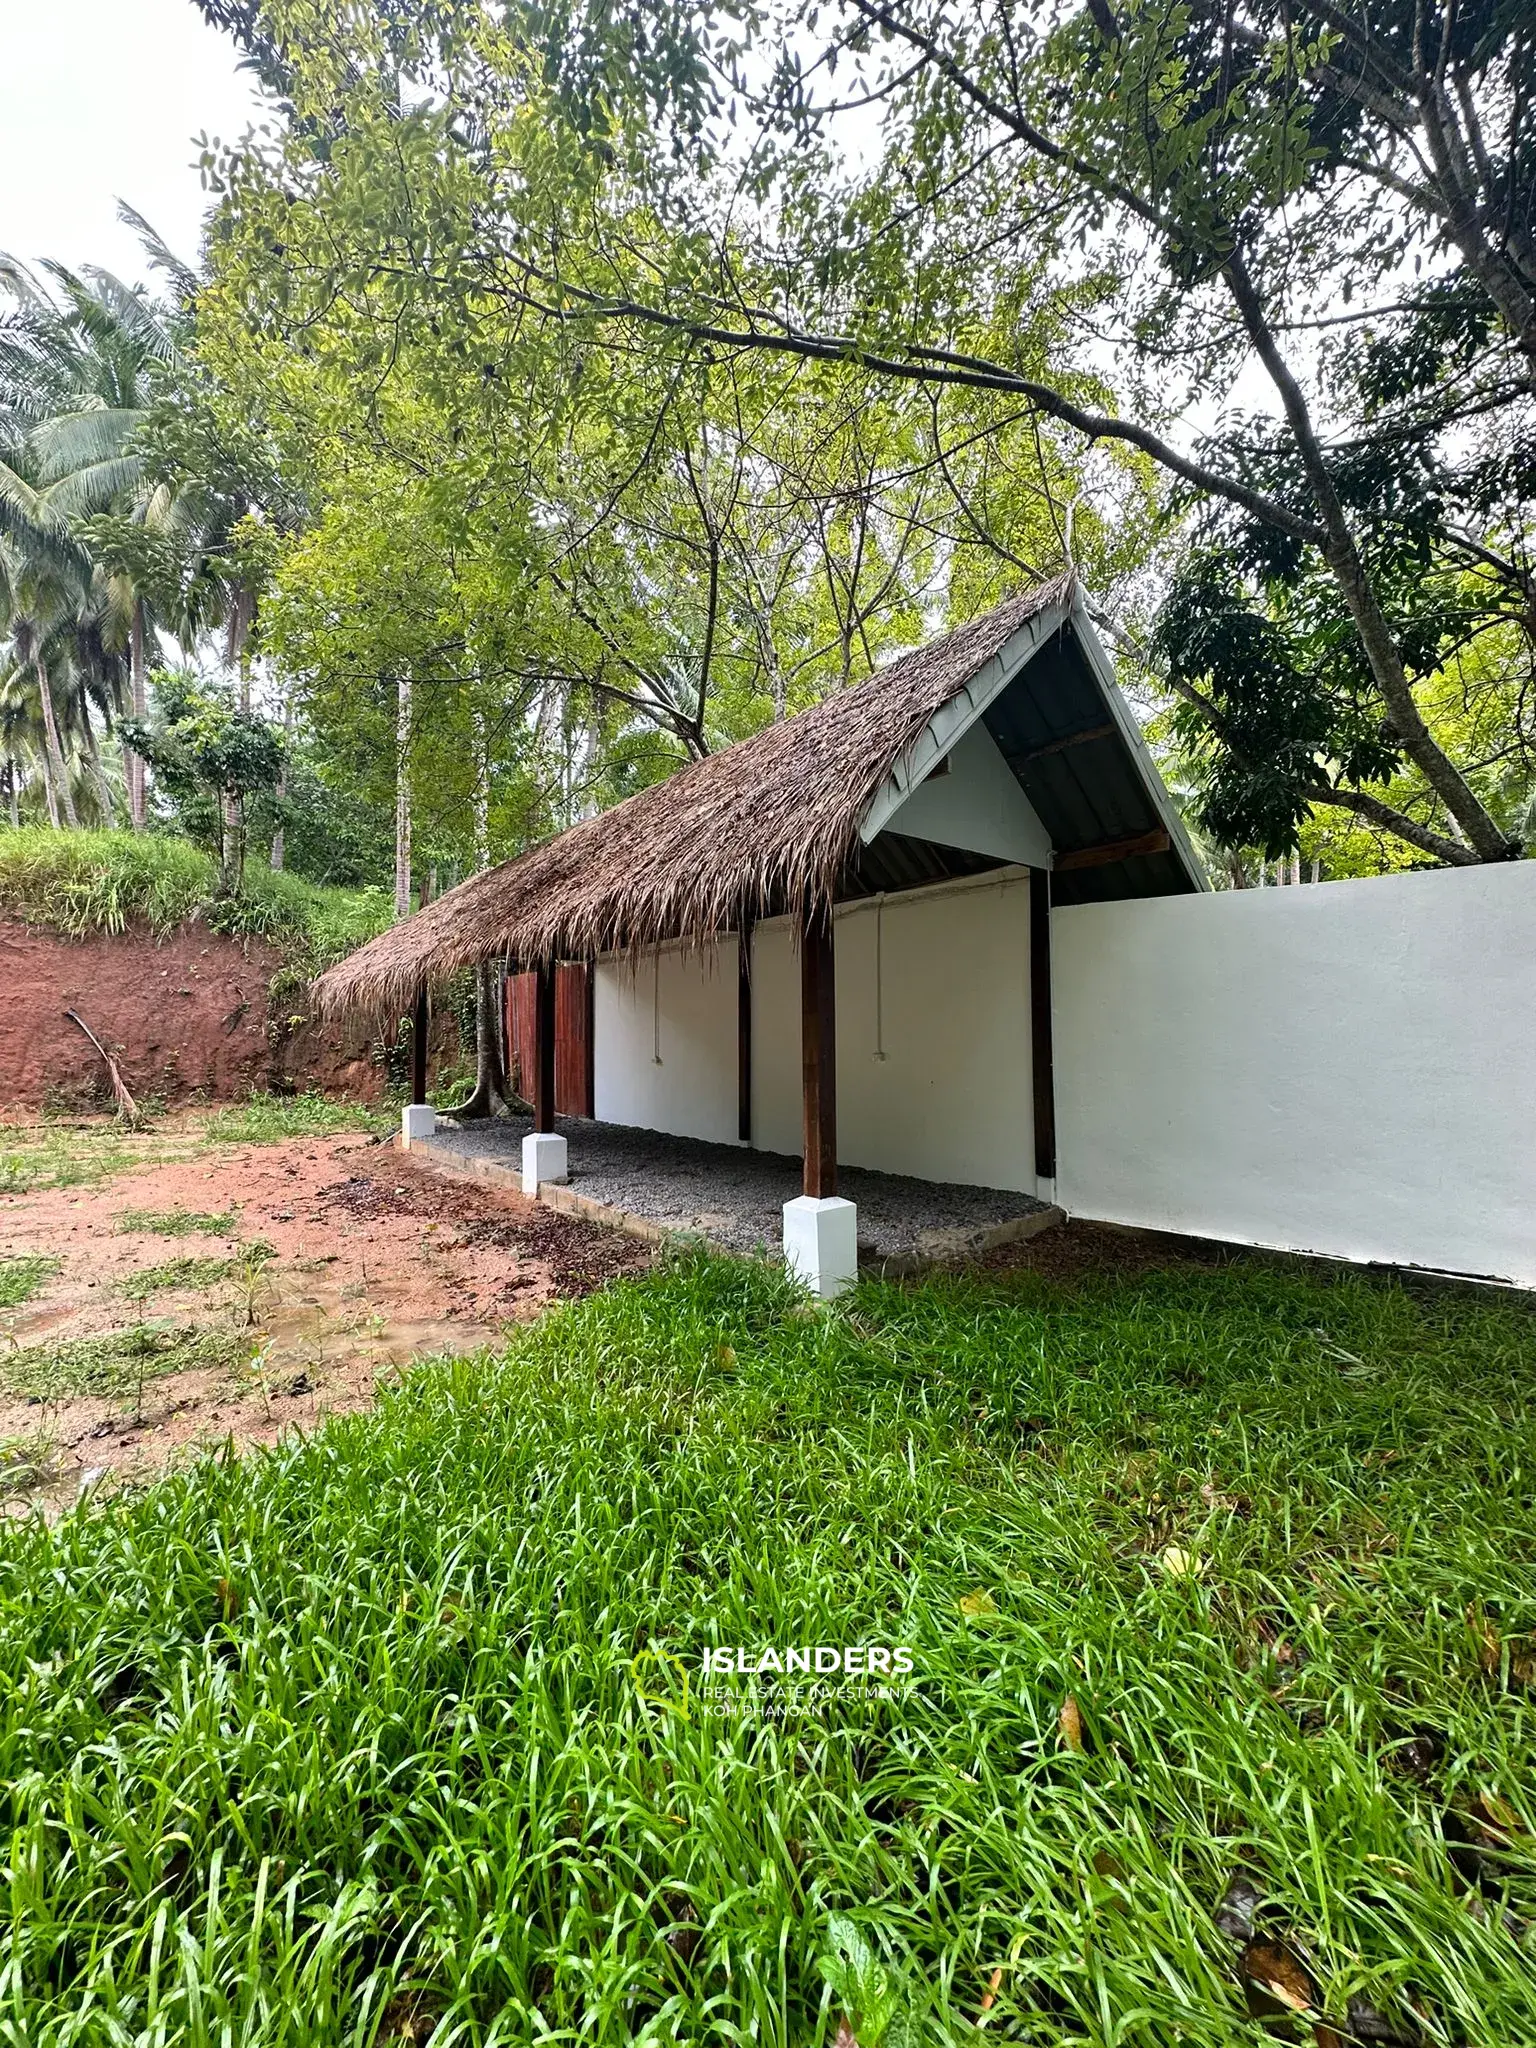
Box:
471;257;1332;545
1299;782;1479;863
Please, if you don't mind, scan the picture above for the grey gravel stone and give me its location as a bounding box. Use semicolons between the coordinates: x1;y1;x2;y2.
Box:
429;1113;1049;1263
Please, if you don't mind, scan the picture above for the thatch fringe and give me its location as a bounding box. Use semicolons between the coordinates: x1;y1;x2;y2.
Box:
313;575;1074;1028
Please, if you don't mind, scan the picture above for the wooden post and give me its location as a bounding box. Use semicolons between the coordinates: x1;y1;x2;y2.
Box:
1030;867;1056;1181
799;901;837;1199
411;987;428;1104
738;913;754;1144
584;961;596;1119
533;960;556;1132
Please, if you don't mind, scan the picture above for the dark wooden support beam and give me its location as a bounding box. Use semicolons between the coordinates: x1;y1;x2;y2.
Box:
584;960;596;1119
737;914;754;1144
1030;868;1056;1182
533;961;557;1132
1055;827;1170;872
1016;720;1115;763
411;987;429;1104
799;901;837;1199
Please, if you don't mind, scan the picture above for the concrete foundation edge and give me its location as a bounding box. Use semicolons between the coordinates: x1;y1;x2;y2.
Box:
404;1132;1065;1272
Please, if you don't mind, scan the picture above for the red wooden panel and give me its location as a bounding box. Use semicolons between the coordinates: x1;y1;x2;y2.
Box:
506;964;592;1117
555;962;594;1117
505;971;538;1102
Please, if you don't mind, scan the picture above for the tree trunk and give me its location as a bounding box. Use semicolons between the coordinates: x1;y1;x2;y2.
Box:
36;728;60;830
35;659;77;828
444;713;511;1119
77;697;116;826
126;599;147;830
270;693;291;870
394;671;413;921
1223;253;1515;864
232;792;247;893
218;789;240;894
446;959;511;1120
228;583;256;713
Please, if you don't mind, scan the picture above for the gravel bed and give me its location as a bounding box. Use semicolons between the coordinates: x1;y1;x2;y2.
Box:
427;1114;1049;1262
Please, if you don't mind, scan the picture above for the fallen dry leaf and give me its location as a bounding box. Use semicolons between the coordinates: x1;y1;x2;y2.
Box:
1059;1693;1085;1751
978;1965;1003;2015
1241;1935;1321;2018
959;1589;998;1619
834;2022;860;2048
215;1577;240;1624
1471;1790;1522;1837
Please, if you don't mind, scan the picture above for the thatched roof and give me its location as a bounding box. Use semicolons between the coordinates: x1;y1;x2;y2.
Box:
314;571;1176;1025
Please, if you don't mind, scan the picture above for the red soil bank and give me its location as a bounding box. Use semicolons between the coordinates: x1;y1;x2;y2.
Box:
0;919;385;1111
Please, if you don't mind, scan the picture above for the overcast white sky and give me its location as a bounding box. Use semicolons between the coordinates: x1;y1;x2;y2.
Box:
0;0;265;288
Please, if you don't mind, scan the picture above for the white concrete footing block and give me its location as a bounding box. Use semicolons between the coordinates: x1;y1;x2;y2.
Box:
523;1131;569;1196
783;1195;858;1300
401;1103;436;1150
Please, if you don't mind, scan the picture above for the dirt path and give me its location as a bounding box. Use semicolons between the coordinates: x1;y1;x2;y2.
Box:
0;1122;651;1512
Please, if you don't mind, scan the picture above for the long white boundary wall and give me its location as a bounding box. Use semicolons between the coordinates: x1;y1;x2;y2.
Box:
1053;862;1536;1286
595;870;1037;1191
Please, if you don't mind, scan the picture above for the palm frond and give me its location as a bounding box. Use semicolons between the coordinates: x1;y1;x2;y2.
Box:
116;205;201;302
0;456;69;539
33;406;141;484
39;458;145;523
76;267;180;369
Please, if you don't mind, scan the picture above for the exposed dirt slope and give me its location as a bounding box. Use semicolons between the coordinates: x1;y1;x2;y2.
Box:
0;919;383;1111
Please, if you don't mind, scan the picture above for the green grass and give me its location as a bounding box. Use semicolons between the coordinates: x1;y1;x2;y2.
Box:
0;825;391;967
117;1207;241;1238
0;1120;195;1196
115;1255;243;1303
0;1321;251;1402
203;1090;389;1144
114;1246;275;1304
0;826;213;936
0;1093;380;1197
0;1255;59;1309
1;1256;1534;2044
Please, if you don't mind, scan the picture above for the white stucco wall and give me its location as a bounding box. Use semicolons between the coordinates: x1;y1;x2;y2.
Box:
595;870;1037;1191
1052;862;1536;1286
594;939;740;1145
753;874;1035;1189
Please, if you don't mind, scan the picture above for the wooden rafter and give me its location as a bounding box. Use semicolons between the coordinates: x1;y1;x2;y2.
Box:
1055;828;1170;872
1015;721;1115;763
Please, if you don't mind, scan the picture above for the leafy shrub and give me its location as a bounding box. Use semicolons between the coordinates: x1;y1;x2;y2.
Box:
0;828;213;936
0;826;390;968
204;1091;387;1143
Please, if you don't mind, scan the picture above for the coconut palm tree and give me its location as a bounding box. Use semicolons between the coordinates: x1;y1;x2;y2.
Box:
2;233;281;832
0;252;187;826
